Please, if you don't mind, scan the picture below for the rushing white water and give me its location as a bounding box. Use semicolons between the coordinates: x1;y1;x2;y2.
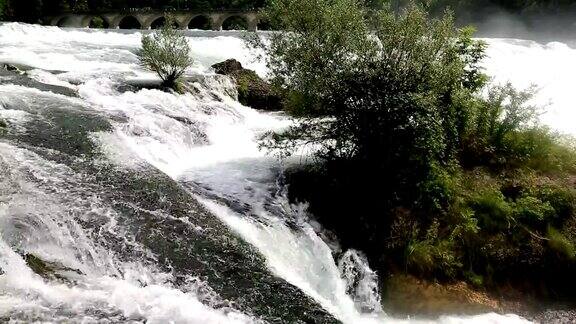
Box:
482;38;576;135
1;22;568;323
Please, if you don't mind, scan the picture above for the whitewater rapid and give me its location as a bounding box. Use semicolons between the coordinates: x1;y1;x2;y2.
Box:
1;22;569;323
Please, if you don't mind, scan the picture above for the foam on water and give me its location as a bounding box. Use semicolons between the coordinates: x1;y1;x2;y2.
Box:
0;142;255;323
1;22;567;323
482;38;576;135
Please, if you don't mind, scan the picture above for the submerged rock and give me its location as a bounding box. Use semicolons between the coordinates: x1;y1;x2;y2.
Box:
2;63;22;73
0;66;77;97
212;59;283;111
24;254;83;282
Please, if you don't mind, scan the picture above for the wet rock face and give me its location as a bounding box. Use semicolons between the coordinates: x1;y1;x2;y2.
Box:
0;72;337;323
0;65;77;97
212;59;244;76
212;59;283;111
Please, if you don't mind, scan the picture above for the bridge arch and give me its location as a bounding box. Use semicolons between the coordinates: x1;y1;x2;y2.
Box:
56;16;74;27
82;15;110;28
117;16;142;29
141;14;163;29
221;15;249;30
46;11;260;31
187;15;211;30
149;16;179;29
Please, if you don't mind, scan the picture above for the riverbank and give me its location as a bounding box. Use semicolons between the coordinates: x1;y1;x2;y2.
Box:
381;274;576;322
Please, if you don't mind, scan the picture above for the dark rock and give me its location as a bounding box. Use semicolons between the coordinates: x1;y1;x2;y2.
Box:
24;254;83;282
211;59;283;111
119;79;163;92
2;63;21;73
212;59;244;75
0;68;78;97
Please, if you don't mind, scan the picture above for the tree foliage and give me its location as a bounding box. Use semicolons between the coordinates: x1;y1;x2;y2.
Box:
260;0;576;299
257;0;486;206
139;16;193;90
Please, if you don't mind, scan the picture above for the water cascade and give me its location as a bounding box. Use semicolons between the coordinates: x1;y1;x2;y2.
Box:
1;22;569;323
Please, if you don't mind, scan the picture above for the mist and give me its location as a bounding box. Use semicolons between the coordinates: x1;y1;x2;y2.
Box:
456;7;576;46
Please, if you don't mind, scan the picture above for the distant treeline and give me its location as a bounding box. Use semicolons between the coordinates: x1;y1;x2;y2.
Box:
1;0;575;24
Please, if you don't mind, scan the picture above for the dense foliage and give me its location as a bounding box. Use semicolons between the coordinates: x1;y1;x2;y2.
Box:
257;0;576;302
139;16;193;90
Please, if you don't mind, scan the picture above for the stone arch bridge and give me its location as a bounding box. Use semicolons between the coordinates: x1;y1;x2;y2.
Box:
47;10;261;31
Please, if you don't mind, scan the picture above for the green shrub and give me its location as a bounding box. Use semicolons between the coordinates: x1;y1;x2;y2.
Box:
139;16;194;90
260;0;576;299
536;185;576;223
519;130;576;174
469;188;512;232
512;196;555;225
547;227;576;260
257;0;487;210
406;221;463;278
460;83;540;168
464;270;484;287
89;16;106;28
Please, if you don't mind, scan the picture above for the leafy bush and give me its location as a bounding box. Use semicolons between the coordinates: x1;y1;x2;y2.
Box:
261;0;576;300
406;221;462;278
547;227;576;260
139;16;193;90
257;0;487;210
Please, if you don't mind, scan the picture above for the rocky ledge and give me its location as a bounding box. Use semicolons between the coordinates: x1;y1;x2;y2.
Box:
212;59;283;111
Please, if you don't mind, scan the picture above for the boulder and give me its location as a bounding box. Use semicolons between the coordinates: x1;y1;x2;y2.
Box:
211;59;283;111
2;63;21;72
212;59;244;75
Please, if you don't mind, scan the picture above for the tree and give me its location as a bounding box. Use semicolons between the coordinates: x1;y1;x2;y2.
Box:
138;16;194;90
256;0;486;207
73;0;89;12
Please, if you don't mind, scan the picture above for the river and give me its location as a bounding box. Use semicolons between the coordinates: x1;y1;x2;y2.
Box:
0;22;572;323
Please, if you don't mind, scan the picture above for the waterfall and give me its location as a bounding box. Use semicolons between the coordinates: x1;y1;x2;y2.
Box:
0;22;563;323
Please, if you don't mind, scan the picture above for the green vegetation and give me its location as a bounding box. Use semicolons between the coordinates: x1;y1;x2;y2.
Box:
259;0;576;302
0;0;5;19
139;16;193;91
